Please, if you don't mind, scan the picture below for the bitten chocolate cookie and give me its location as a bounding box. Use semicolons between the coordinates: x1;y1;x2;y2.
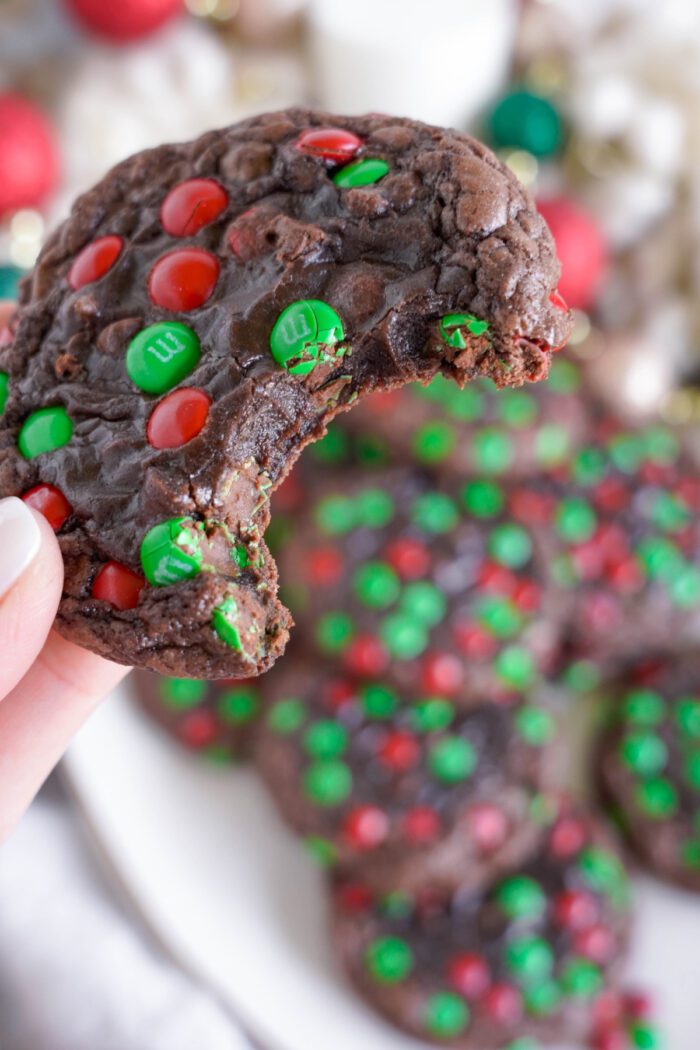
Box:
0;108;570;678
255;657;557;893
599;654;700;892
277;468;561;699
131;670;261;761
332;803;631;1048
346;354;592;479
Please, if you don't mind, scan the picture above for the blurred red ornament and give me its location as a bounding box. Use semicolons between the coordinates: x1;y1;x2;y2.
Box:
63;0;184;43
0;94;59;218
537;196;607;310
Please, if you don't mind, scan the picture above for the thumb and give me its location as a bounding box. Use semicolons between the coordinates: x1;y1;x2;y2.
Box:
0;497;64;698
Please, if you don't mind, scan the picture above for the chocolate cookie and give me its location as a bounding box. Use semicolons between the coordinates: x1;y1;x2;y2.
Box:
0;108;570;678
346;354;592;479
332;803;632;1048
599;654;700;892
506;415;700;672
131;670;260;761
255;657;557;893
277;468;561;699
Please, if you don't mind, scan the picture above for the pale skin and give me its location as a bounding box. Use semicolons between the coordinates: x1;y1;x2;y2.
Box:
0;302;129;841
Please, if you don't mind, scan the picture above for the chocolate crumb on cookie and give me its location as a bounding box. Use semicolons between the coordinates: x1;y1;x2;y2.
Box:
0;108;570;678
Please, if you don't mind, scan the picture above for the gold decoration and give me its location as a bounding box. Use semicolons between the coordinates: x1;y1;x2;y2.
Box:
501;149;539;189
185;0;239;21
9;209;44;269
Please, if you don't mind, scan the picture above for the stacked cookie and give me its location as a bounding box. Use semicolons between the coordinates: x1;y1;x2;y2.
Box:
133;357;680;1048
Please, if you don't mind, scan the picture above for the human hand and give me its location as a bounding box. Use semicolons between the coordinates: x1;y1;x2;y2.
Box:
0;303;129;841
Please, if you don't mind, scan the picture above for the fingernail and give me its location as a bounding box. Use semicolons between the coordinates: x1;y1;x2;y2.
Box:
0;497;42;599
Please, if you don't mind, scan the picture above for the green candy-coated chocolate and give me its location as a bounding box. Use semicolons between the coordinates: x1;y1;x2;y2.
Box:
476;595;522;638
523;980;561;1017
411;492;458;533
462;479;505;518
380;613;428;659
496;875;546;919
621;731;668;777
499;389;537;427
676;698;700;738
333;157;390;188
140;517;203;586
0;372;8;416
488;522;532;568
218;686;258;724
270;299;344;375
515;706;556;746
578;847;629;906
560;958;602;998
506;936;554;984
636;777;679;819
424;992;470;1038
400;581;446;626
305;836;337;867
547;357;580;393
311;425;349;464
161;677;207;709
413;420;456;463
496;646;535;689
356;488;395;528
630;1022;662;1049
427;735;476;784
472;427;513;473
534;424;570;466
555;497;597;544
685;752;700;790
315;495;356;534
212;596;243;650
365;936;413;984
411;697;455;733
268;697;306;734
316;611;354;652
17;405;73;459
624;689;665;726
303;719;348;759
303;759;352;806
361;683;397;720
126;322;201;394
353;561;400;609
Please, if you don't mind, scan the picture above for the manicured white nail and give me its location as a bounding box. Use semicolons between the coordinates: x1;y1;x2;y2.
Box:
0;497;42;598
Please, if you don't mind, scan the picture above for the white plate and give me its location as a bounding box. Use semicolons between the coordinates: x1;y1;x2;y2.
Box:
63;680;700;1050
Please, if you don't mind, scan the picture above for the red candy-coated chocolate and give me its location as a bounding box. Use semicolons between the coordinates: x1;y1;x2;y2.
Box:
447;953;491;1000
453;622;498;660
378;730;420;772
64;0;182;43
179;709;219;749
512;579;540;612
161;178;228;237
421;651;464;694
92;561;145;611
306;546;344;586
553;889;599;930
581;591;622;632
509;488;555;525
68;235;123;290
466;803;508;853
574;923;615;964
335;881;373;913
296;127;362;164
479;562;517;596
147;388;211;450
592;1029;627;1050
385;537;431;579
624;991;653;1019
22;483;72;531
538;196;607;310
343;805;389;850
549;814;587;858
343;634;389;677
148;247;219;311
322;677;355;712
550;289;568;313
401;806;440;844
483;983;523;1025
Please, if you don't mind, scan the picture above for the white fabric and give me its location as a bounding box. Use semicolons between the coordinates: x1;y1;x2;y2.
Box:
0;793;253;1050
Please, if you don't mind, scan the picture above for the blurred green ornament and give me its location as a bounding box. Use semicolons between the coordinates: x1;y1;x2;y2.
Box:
487;89;563;158
0;265;23;301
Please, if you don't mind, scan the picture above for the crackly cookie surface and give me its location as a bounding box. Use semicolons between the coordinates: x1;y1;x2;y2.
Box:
0;108;570;677
332;803;631;1049
599;654;700;893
